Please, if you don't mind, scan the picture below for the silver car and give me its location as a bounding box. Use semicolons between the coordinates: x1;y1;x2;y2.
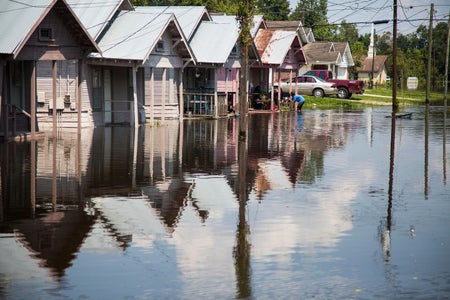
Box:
274;75;338;97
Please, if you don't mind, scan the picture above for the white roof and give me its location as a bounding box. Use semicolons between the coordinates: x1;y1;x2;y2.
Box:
189;20;239;64
251;15;265;37
67;0;132;40
95;11;180;61
134;6;210;41
0;0;53;54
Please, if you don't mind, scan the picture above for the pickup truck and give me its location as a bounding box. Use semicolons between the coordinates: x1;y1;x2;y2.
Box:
303;70;364;99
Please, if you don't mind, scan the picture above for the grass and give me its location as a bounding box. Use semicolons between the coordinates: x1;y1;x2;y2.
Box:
292;87;448;110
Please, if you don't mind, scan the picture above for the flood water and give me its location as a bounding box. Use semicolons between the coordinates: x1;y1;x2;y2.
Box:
1;106;449;299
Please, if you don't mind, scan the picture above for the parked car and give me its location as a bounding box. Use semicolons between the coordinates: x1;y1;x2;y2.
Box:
273;75;339;98
303;70;365;99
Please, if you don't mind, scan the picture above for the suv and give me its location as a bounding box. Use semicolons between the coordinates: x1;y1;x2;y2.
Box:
303;70;365;99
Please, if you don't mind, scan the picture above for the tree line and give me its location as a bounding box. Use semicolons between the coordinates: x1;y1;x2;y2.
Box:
131;0;450;91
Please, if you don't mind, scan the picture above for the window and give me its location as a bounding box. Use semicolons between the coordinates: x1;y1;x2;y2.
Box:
39;28;54;41
156;40;164;52
92;67;103;110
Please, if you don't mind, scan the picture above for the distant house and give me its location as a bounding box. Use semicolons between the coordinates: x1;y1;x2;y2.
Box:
301;42;355;79
357;55;388;86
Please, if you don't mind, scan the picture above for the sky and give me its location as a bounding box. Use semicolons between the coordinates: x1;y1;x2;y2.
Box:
289;0;450;35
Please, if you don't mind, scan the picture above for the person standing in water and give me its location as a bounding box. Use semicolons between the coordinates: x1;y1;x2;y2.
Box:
291;93;305;112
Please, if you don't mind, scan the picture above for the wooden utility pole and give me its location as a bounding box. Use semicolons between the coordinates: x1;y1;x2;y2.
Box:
426;3;434;104
392;0;398;112
444;12;450;103
237;0;254;139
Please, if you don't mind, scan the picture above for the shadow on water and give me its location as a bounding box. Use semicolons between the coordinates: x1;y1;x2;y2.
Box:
0;107;449;299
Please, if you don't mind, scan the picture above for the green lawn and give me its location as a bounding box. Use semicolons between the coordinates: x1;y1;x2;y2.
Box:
295;87;448;110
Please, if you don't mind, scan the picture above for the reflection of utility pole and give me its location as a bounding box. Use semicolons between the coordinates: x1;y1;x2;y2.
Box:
424;105;429;199
234;138;251;298
383;115;396;263
31;140;36;217
444;107;447;183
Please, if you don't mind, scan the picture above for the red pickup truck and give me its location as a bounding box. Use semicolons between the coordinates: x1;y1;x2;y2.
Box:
303;70;364;99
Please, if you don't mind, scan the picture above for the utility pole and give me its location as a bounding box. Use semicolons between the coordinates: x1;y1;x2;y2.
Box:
392;0;398;112
237;0;254;139
426;3;434;104
444;11;450;103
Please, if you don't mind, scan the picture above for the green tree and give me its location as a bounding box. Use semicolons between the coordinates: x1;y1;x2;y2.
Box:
289;0;335;40
255;0;290;21
336;20;358;44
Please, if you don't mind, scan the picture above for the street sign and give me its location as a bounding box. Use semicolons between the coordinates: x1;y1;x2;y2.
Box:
407;77;418;90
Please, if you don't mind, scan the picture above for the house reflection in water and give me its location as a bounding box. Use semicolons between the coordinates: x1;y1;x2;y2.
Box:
0;112;337;284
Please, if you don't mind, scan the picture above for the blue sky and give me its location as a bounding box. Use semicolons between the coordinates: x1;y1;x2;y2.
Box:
288;0;450;35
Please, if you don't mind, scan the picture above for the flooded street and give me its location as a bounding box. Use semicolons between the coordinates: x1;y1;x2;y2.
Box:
1;106;449;299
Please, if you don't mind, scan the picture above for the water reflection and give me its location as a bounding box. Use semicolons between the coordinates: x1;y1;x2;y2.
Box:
1;107;449;299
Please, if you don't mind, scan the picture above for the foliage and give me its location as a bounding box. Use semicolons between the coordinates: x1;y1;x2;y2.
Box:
237;0;255;46
255;0;290;21
130;0;450;92
290;0;336;40
335;20;359;44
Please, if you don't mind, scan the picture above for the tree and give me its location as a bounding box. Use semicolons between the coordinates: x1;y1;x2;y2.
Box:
255;0;290;21
336;20;358;44
289;0;335;40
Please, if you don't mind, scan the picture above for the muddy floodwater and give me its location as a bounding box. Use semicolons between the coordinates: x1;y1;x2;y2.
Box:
1;106;450;299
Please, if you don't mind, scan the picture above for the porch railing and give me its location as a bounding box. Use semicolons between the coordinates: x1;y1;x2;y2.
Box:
183;92;229;117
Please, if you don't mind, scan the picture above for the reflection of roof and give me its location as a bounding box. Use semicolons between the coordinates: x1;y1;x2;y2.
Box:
143;178;193;228
281;150;306;187
5;209;95;279
92;195;167;248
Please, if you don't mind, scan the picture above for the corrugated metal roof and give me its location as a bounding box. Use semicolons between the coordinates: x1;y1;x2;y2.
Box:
189;20;239;64
251;15;266;37
0;0;53;55
134;6;210;41
94;10;175;61
67;0;132;40
255;29;298;65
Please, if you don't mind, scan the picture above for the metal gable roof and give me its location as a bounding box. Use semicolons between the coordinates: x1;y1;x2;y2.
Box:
0;0;100;57
94;10;175;61
67;0;133;40
255;29;298;65
0;0;53;55
189;20;239;64
93;10;194;64
134;6;211;41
